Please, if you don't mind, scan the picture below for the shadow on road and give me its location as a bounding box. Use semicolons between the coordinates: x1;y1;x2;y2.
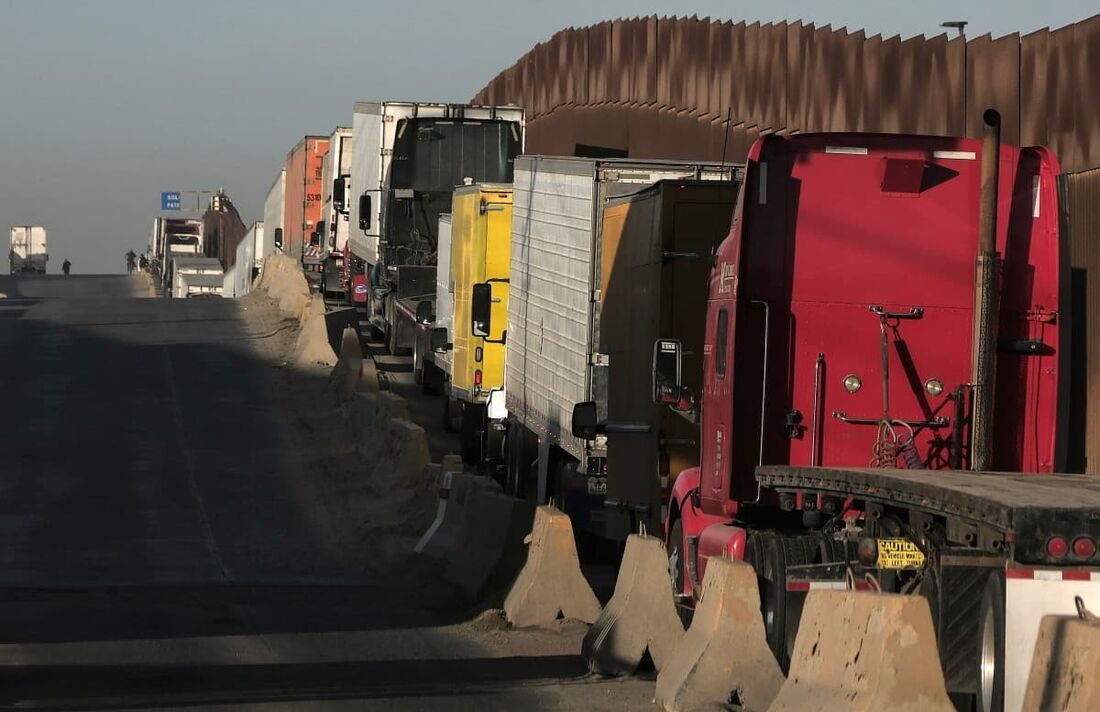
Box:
0;277;586;710
0;655;586;709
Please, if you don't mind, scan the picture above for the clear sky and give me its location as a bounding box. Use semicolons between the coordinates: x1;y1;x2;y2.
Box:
0;1;1094;273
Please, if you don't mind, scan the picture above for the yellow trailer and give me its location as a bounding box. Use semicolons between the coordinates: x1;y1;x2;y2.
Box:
433;184;513;462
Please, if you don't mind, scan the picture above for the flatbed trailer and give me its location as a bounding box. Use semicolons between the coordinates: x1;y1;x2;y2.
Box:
756;465;1100;563
754;464;1100;712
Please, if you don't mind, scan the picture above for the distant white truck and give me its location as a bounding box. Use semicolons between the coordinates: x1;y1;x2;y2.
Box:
168;256;223;298
9;226;47;274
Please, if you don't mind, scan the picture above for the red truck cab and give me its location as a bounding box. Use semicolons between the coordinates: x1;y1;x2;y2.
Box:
663;132;1064;655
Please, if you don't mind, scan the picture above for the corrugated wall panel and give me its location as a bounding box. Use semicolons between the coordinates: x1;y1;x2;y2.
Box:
1072;16;1100;172
966;33;1021;144
878;35;902;133
609;18;631;103
478;15;1099;166
1021;29;1051;148
692;17;715;117
785;21;812;132
709;20;732;119
588;21;611;105
857;34;882;131
760;22;789;130
634;16;658;104
1064;168;1100;472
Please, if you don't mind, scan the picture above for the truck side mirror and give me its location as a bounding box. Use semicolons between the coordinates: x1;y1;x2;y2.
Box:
333;176;347;212
358;194;372;231
430;327;451;352
571;401;602;439
416;300;434;326
653;339;687;407
274;228;283;249
471;282;492;337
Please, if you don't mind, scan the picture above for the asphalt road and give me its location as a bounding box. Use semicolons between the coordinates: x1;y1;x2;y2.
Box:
0;274;655;710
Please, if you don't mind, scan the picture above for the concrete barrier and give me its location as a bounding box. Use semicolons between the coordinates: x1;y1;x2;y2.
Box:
655;557;783;712
292;295;337;368
258;254;311;318
369;418;430;491
583;533;685;675
329;326;363;400
1023;605;1100;711
444;488;534;600
768;590;954;712
415;456;469;554
503;505;601;627
359;357;380;393
417;472;493;559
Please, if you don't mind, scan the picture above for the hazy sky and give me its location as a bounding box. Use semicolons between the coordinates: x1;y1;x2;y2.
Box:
1;1;1094;273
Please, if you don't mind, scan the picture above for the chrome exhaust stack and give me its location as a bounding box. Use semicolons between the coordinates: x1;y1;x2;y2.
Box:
970;109;1002;471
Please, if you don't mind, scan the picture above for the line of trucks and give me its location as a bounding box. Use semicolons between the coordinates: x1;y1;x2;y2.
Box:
253;97;1092;711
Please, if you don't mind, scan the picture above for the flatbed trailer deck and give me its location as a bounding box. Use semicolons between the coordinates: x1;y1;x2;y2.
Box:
756;465;1100;563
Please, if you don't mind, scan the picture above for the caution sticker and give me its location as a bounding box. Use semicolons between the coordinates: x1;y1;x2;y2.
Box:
877;538;925;570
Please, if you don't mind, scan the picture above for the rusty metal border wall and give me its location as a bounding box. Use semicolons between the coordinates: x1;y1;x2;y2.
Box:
1062;168;1100;473
474;14;1100;173
476;13;1100;473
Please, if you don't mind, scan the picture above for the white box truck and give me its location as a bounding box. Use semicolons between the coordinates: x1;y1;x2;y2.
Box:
318;127;352;300
9;226;47;274
348;101;524;350
501;157;740;537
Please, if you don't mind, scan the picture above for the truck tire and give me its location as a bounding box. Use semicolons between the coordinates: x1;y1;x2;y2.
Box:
747;532;814;673
976;572;1005;712
412;341;424;385
505;421;537;500
442;395;462;433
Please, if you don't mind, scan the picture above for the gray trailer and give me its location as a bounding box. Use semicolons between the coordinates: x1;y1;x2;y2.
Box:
502;156;740;537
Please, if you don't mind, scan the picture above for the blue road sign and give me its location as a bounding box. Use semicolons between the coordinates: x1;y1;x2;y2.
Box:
161;192;182;211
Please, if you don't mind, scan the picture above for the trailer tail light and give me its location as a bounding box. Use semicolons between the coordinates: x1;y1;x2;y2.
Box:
1046;536;1069;559
1072;536;1097;560
474;369;482;386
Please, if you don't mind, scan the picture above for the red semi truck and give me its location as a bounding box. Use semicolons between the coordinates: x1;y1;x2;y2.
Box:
574;118;1097;711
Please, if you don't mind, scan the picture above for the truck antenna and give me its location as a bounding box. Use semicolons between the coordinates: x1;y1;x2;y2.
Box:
720;106;732;168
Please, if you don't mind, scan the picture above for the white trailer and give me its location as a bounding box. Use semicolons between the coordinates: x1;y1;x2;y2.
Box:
169;256;223;299
317;127;352;300
223;221;262;298
503;157;739;532
180;272;224;298
9;226;47;274
263;169;285;255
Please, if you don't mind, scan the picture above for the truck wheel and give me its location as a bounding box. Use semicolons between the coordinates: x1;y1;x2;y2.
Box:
412;342;424;385
442;395;462;433
667;516;686;595
505;421;536;500
749;533;812;673
976;573;1005;712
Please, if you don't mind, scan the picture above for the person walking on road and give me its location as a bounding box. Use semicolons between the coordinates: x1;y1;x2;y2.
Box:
62;259;71;276
125;250;136;275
